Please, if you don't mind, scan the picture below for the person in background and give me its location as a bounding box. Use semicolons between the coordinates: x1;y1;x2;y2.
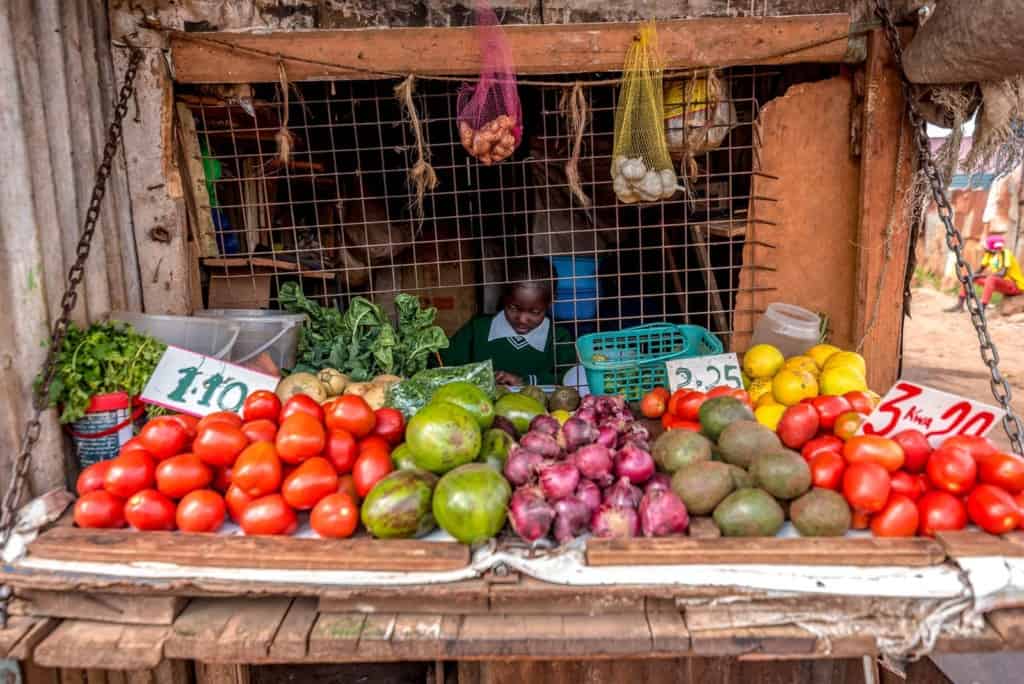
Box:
442;257;576;386
947;234;1024;312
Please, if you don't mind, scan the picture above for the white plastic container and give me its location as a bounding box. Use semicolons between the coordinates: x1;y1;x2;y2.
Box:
750;303;821;359
110;312;239;360
194;309;305;369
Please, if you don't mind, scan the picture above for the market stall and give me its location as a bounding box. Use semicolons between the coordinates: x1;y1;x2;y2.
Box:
3;1;1024;683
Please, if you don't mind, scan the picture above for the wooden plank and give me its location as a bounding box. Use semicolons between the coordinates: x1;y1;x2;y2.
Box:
353;613;398;660
988;609;1024;649
267;597;318;661
165;598;249;660
688;517;722;539
20;590;185;625
175;103;218;258
203;258;337;280
646;598;691;653
318;580;490;615
207;597;292;663
7;617;57;661
853;29;915;392
586;536;947;566
452;612;653;658
117;625;172;669
934;624;1006;653
488;576;644;615
29;527;470;572
0;615;36;657
34;620;167;670
690;624;819;656
194;663;251;684
389;614;461;661
306;613;366;660
170;15;854;84
934;531;1024;559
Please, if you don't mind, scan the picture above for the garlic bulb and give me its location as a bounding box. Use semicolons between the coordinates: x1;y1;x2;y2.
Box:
621;158;647;181
611;155;627;178
659;169;679;199
638;169;664;199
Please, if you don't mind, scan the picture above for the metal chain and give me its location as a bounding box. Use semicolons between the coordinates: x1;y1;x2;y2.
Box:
0;49;144;557
874;1;1024;456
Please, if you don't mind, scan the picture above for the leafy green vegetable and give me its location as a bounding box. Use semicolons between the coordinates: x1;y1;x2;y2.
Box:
385;361;496;418
44;322;166;424
279;283;448;380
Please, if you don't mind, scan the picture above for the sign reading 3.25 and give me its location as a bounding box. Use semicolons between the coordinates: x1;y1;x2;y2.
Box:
665;353;744;392
141;346;278;417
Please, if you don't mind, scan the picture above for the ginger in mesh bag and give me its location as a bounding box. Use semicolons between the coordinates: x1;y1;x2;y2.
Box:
457;2;522;166
611;23;679;203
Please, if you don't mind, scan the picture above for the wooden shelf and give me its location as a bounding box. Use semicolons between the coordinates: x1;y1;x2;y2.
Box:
203;257;338;280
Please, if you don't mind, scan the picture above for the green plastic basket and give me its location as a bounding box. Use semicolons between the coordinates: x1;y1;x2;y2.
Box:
576;323;724;400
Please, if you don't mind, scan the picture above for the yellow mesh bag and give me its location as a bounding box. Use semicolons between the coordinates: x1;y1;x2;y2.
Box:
611;23;678;204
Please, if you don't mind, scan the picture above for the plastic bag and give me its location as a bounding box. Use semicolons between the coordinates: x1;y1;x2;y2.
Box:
611;23;679;203
457;3;522;166
385;361;496;418
664;72;737;158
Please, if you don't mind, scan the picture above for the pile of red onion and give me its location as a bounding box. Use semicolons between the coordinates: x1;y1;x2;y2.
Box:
505;395;689;543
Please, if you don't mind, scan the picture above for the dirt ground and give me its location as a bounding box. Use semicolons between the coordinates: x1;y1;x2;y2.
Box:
901;287;1024;452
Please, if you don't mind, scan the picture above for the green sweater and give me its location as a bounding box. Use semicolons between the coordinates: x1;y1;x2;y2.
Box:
442;316;577;385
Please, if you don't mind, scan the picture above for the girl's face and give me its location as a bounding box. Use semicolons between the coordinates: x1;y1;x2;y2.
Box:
504;285;549;335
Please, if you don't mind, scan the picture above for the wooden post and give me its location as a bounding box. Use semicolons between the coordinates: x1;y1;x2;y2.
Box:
854;30;915;393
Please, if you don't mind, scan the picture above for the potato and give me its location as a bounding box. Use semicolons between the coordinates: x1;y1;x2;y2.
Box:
362;384;388;411
317;368;350;396
372;374;402;386
343;382;372;397
276;372;328;403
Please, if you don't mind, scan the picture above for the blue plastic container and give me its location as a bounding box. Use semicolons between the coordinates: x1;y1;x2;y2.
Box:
549;256;598;321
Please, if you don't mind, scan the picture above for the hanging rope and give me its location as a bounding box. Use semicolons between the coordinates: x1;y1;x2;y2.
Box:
560;81;590;207
274;59;295;166
395;75;439;226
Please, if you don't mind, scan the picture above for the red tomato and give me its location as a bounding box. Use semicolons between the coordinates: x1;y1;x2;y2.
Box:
359;435;392;457
193;423;249;468
119;437;150;458
196;411;243;432
677;392;708;422
640;393;667;419
851;509;872;530
241;419;278;444
324;429;358;475
167;414;200;439
324;396;376;438
728;389;752;407
833;411;864;441
843;436;905;472
311;493;359;539
232;442;283;498
281;457;339;510
707;386;733;399
103;451;156;499
890;470;927;501
842;462;891;513
371;408;406;446
810;451;846;490
76;460;112;496
73;491;126;529
353;450;393;497
892;429;932;473
844;391;877;414
280;395;325;424
939;435;997;461
661;414;701;431
777;404;820;449
238;494;297;536
176;490;226;533
276;413;326;465
650;387;671;403
212;467;232;493
242;390;282;424
155;453;213;499
1015;491;1024;524
927;447;977;495
337;474;360;503
966;484;1020;534
666;390;691;418
138;417;189;460
225;484;254;522
124;489;177;531
810;395;853;431
976;452;1024;494
871;494;919;537
917;490;968;536
801;435;844;463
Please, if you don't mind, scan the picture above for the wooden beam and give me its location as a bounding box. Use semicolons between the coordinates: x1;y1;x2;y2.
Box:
175;103;219;258
853;29;914;393
170;15;857;84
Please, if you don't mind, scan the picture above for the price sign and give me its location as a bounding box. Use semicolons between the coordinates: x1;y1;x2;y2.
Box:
665;353;743;392
141;346;278;417
857;380;1005;446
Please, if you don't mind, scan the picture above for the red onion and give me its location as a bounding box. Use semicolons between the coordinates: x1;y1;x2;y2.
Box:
504;447;544;486
644;472;673;495
574;407;598;425
599;415;629;435
596;426;618;450
552;496;590;543
603;476;642;509
590;503;639;539
596;396;621;418
563;417;599;451
539;461;580;501
521;431;562;459
580;394;599;411
615;443;655;484
572;444;613;484
575;479;602;513
639;489;689;537
529;414;561;436
508;486;555;543
625;422;651;443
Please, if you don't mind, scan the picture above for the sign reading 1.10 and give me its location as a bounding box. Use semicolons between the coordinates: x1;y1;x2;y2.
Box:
141;346;279;417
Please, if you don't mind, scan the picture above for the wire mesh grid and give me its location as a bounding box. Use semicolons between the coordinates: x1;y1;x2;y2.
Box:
179;68;777;384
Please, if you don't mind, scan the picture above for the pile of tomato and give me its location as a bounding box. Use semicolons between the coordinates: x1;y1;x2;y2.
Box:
641;385;753;430
73;391;403;538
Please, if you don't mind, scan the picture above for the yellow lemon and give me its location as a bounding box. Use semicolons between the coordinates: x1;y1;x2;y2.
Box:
551;410;572;425
748;378;772;404
806;343;841;369
755;404;787;431
819;366;868;396
784;355;819;377
741;371;752;390
742;344;785;379
756;392;780;408
772;369;819;406
823;351;867;379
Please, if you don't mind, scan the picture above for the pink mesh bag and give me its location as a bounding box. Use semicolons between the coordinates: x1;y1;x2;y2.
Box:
457;3;522;165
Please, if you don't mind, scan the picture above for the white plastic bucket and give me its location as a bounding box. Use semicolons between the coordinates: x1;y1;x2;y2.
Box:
193;309;305;369
110;311;240;360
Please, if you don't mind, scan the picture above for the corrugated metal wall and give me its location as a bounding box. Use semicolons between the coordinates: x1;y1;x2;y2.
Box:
0;0;140;497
